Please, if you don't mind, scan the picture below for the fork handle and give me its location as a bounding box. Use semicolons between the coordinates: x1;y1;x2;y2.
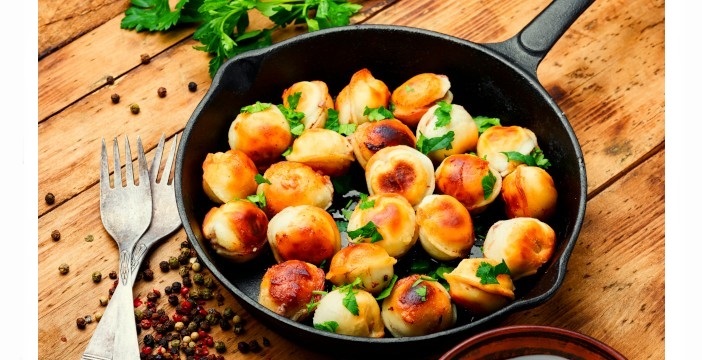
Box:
112;250;142;359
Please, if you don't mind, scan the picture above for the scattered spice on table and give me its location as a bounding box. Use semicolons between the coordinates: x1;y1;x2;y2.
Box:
91;271;102;283
130;103;140;114
157;87;167;98
109;270;117;280
76;317;86;329
58;263;69;275
110;93;120;104
51;230;61;241
84;234;94;242
45;192;55;205
188;81;197;92
105;75;115;85
140;53;151;64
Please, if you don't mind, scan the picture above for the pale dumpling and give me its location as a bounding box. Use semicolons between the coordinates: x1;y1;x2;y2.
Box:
349;119;417;169
257;160;334;217
267;205;341;265
391;73;453;128
284;128;355;177
228;104;292;170
201;149;258;204
201;200;269;263
381;274;457;337
335;68;391;126
312;288;384;338
415;102;479;163
482;217;556;280
258;260;326;322
282;80;334;129
326;243;397;295
501;165;558;221
434;154;502;214
476;125;539;177
346;193;418;258
443;258;515;316
415;194;475;261
365;145;435;207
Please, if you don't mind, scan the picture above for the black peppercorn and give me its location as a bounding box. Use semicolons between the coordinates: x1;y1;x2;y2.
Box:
198;321;211;332
171;282;182;294
143;268;154;281
157;87;167;98
143;334;155;347
59;263;69;275
177;252;189;265
182;276;192;288
181;240;191;249
140;53;151;64
219;318;231;331
249;340;262;353
51;230;61;241
233;323;244;335
45;192;55;205
159;261;170;272
146;291;159;303
130;103;140;114
168;294;179;306
109;270;118;280
76;317;87;329
237;341;250;354
106;75;115;85
262;337;271;347
188;81;197;92
110;93;120;104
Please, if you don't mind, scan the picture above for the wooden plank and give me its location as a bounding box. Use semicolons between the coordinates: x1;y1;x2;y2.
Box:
499;149;665;360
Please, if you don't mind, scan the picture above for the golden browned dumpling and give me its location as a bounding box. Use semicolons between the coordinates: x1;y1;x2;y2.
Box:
346;193;418;258
282;80;334;129
434;154;502;214
284;128;355;177
258;161;334;217
391;73;453;128
482;217;556;280
228;104;292;170
267;205;341;265
326;243;397;295
201;149;258;204
501;165;558;221
312;288;385;338
381;274;457;337
201;200;269;263
349;119;417;169
415;102;479;163
258;260;326;322
415;194;475;261
443;258;515;316
365;145;435;207
335;68;391;126
476;125;539;177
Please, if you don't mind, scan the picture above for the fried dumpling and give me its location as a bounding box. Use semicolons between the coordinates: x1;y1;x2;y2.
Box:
349;119;417;169
326;243;397;296
415;194;475;261
415;102;479;163
228;103;292;170
257;160;334;217
335;68;391;126
201;200;269;263
443;258;515;316
201;149;258;204
281;80;334;129
365;145;435;207
312;288;385;338
482;217;556;280
381;274;457;337
258;260;325;322
346;193;418;258
267;204;341;265
284;128;355;177
501;165;558;221
391;73;453;128
476;125;539;177
434;153;502;214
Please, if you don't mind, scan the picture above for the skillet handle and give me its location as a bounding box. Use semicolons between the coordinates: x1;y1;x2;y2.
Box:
484;0;594;76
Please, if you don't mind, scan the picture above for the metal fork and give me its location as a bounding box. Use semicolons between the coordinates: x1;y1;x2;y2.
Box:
82;136;152;360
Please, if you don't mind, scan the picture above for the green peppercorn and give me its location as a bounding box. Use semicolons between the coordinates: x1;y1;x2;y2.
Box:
130;103;140;114
214;341;226;353
169;257;180;270
204;276;215;289
200;288;213;300
58;263;69;275
92;271;102;283
178;266;189;277
170;339;181;350
193;273;204;285
45;192;55;205
51;230;61;241
76;317;86;329
110;93;120;104
99;297;108;307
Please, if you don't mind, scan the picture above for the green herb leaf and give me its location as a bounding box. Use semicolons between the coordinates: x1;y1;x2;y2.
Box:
347;221;383;243
335;220;348;233
473;116;501;134
282;146;293;157
433;101;453;128
120;0;201;32
325;109;357;135
314;321;339;333
410;258;431;274
246;193;266;209
342;287;359;315
358;193;375;209
481;170;497;200
374;274;398;300
254;174;271;185
413;285;427;301
411;275;437;288
363;106;394;121
476;259;511;285
340;199;355;220
502;148;552;169
416;131;455;155
240;101;272;114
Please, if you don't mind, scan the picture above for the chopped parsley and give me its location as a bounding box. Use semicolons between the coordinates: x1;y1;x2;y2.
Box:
481;171;497;200
433;101;453;128
325;108;357;135
246;193;266;209
254;174;270;185
240;101;271;113
314;321;339;333
363;106;394;121
278;92;305;136
473;116;501;134
476;259;511;285
347;221;383;243
374;274;398;301
502;148;552;169
416;131;455;155
358;193;375;209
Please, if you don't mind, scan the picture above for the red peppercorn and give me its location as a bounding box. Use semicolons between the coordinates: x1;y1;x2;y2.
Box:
180;287;189;297
180;300;192;313
140;319;152;330
134;298;143;308
172;313;184;323
141;346;152;355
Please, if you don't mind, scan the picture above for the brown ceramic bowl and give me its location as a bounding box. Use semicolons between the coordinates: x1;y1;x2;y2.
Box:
439;325;627;360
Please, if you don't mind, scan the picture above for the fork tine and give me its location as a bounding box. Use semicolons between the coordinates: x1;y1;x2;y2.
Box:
100;138;111;191
162;134;178;185
136;136;150;186
124;136;135;186
112;137;122;188
150;134;166;182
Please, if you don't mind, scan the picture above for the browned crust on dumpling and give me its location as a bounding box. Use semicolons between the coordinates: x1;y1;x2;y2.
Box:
443;258;515;315
391;73;452;127
228;105;292;171
365;145;435;207
202;200;269;262
335;68;391;125
434;153;502;214
201;149;259;204
258;161;334;217
415;194;475;261
259;260;325;321
285;128;355;177
501;165;558;221
282;80;334;129
267;205;341;265
350;119;417;169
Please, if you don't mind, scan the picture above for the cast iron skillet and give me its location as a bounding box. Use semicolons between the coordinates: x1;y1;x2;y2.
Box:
176;0;592;357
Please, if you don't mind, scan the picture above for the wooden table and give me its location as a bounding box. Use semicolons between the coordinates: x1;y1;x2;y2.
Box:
37;0;665;359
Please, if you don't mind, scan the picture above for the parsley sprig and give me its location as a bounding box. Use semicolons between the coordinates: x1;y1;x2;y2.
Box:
476;259;511;285
503;148;552;169
121;0;363;78
416;131;455;155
